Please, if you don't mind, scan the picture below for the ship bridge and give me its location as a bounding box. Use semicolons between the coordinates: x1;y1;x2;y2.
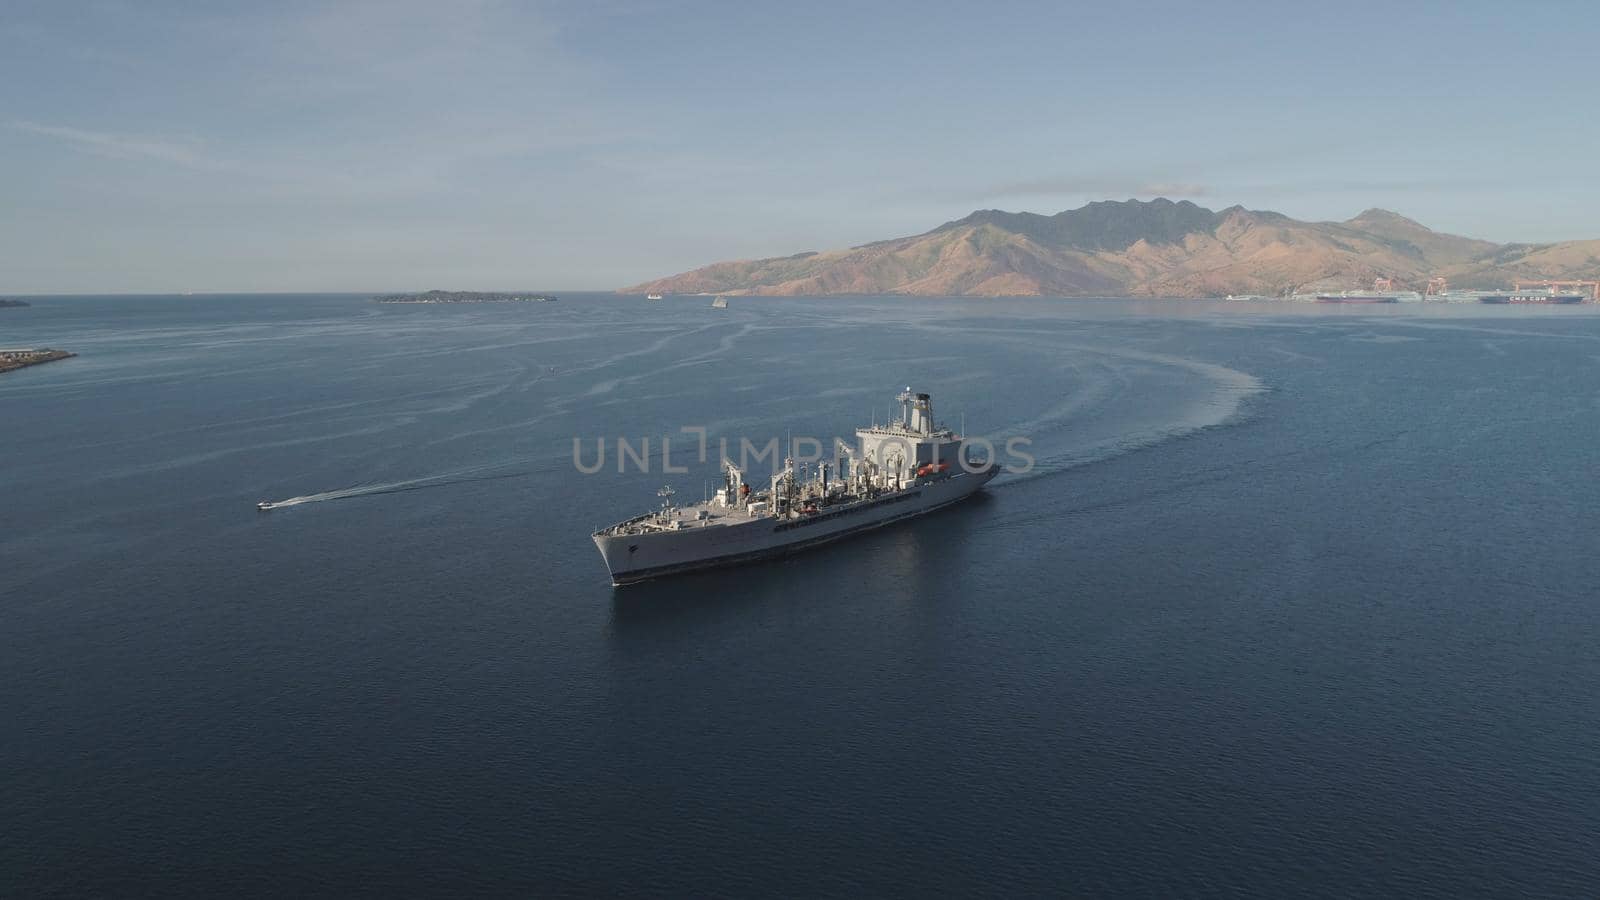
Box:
855;388;966;483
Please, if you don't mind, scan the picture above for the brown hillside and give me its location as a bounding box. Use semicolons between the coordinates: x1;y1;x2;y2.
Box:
624;199;1600;298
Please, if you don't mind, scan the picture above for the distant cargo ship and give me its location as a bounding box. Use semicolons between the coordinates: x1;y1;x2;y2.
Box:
1307;291;1421;304
1292;291;1433;304
1435;289;1586;304
1435;290;1509;304
592;388;999;585
1314;293;1395;304
1502;290;1586;304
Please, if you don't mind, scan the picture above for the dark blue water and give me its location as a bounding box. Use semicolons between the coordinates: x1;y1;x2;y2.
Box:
4;294;1598;897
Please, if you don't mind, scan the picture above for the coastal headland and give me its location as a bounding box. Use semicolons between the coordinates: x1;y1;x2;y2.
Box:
0;348;74;374
374;290;556;304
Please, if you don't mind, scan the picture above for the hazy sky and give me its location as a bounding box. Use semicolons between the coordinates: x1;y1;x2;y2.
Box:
4;0;1597;292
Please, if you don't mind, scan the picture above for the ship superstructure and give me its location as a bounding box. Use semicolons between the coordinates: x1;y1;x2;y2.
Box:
592;388;999;585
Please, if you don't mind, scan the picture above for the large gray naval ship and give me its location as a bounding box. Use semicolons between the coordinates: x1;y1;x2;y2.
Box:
593;388;1000;585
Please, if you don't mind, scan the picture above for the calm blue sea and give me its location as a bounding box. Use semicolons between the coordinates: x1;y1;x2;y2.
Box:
3;293;1598;897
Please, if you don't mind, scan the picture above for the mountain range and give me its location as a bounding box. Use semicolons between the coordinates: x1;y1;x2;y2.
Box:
624;199;1600;298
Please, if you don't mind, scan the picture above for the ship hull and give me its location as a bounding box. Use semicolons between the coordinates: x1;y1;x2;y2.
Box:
1473;292;1586;304
594;467;998;586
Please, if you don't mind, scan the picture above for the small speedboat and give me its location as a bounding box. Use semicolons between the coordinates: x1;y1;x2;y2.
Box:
257;501;276;511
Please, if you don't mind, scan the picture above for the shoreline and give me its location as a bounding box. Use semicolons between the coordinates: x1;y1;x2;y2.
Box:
373;290;556;304
0;348;75;374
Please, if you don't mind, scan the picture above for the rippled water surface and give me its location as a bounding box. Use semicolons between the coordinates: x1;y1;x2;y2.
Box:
3;294;1598;896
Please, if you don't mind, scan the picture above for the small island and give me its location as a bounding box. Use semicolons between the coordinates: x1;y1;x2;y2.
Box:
0;299;31;308
0;348;75;374
373;290;557;304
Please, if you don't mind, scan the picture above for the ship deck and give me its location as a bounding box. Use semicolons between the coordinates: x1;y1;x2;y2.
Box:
596;481;927;538
598;501;757;536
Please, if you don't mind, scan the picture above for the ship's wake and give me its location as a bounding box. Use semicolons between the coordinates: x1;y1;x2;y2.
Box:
874;320;1267;488
260;462;541;509
992;347;1265;486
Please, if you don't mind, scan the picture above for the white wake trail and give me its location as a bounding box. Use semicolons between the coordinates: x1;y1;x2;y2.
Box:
260;460;538;509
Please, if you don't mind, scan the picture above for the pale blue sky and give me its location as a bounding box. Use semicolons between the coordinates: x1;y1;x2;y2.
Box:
3;0;1597;292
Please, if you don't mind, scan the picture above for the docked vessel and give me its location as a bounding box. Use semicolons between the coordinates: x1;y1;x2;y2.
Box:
1502;289;1585;304
592;388;1000;585
1309;291;1421;304
1434;289;1584;304
1435;290;1510;304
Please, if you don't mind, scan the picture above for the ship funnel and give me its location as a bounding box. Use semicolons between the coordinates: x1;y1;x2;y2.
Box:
906;391;934;434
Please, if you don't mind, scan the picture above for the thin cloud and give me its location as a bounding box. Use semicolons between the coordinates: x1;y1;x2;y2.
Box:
9;120;226;171
1130;181;1209;196
1237;176;1533;194
979;176;1203;197
965;176;1209;201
